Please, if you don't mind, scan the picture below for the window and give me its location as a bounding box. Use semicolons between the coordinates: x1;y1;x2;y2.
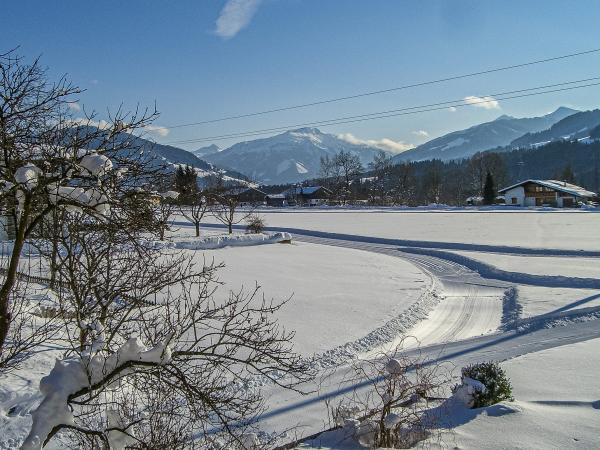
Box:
511;197;518;204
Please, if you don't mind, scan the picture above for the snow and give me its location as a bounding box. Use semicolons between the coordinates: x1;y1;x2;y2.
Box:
428;338;600;449
238;210;600;251
187;241;428;356
295;161;308;174
21;336;172;450
78;153;113;177
14;164;41;190
441;137;468;151
160;190;180;199
2;209;600;448
162;232;292;250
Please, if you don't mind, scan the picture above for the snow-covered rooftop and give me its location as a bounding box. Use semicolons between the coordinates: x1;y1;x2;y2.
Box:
499;179;596;198
283;186;328;196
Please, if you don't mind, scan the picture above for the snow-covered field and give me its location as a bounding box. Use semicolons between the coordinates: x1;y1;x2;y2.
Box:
241;209;600;251
2;209;600;448
185;241;429;356
429;337;600;450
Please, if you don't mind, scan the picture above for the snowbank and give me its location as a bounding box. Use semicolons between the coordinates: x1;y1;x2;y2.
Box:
398;247;600;289
173;232;292;250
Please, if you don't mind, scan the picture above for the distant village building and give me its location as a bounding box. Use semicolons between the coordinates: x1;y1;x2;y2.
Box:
499;180;596;207
283;186;332;206
265;194;288;207
225;186;267;206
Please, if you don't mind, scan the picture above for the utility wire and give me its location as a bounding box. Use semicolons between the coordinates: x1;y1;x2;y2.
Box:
164;48;600;129
166;77;600;145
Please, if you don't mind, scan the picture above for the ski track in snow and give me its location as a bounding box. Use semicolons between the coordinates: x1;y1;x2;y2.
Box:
186;222;600;440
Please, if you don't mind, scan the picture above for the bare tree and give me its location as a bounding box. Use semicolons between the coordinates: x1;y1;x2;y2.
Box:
179;191;211;237
153;191;179;241
369;150;393;205
0;50;163;369
390;163;417;206
319;151;363;204
211;188;252;234
22;209;312;449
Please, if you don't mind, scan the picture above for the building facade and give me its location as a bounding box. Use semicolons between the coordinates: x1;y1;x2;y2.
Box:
499;180;596;207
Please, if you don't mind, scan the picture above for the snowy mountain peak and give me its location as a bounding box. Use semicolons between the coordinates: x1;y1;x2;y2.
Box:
203;127;386;184
288;127;322;135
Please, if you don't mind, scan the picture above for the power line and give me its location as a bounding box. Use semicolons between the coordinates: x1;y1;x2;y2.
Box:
166;77;600;145
164;48;600;129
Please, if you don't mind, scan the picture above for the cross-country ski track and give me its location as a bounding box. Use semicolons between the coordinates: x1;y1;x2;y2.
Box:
186;222;600;438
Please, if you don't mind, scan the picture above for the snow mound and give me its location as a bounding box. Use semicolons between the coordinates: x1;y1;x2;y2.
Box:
153;232;293;251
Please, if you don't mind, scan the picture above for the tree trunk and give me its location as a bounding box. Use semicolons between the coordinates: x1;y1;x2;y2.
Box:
228;223;232;234
195;222;200;237
0;205;29;355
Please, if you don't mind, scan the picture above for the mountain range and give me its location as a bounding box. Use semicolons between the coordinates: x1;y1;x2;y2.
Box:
392;107;578;163
191;144;220;159
202;127;386;184
145;106;600;186
509;109;600;148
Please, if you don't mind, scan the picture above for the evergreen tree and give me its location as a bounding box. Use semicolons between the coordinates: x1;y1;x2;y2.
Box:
560;164;576;184
174;165;198;202
483;171;496;205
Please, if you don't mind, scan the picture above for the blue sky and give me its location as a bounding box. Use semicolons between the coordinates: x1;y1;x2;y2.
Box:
3;0;600;151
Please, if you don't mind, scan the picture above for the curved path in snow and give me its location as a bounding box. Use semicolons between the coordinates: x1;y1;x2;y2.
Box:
189;222;600;436
292;234;508;353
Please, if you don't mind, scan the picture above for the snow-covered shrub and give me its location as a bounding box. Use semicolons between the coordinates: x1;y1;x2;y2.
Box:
331;342;449;449
455;361;513;408
245;214;266;234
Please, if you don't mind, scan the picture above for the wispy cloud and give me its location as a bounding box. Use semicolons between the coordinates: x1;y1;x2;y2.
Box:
463;95;500;110
448;106;457;112
215;0;262;39
143;125;170;138
338;133;414;154
68;118;170;138
67;102;81;112
412;130;429;138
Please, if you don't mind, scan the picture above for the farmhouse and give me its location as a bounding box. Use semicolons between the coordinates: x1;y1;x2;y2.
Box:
499;179;596;207
225;186;267;206
283;186;332;206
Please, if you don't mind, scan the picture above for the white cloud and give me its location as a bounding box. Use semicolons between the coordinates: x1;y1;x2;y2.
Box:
448;106;457;112
338;133;414;154
68;117;111;130
67;102;81;112
143;125;170;138
412;130;429;138
463;95;500;110
67;118;169;138
215;0;262;39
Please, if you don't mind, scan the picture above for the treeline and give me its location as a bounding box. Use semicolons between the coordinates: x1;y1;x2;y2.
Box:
268;141;600;206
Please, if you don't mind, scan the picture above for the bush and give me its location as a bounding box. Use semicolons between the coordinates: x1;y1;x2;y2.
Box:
245;214;265;234
460;361;513;408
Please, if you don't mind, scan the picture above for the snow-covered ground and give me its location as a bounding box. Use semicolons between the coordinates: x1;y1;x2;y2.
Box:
184;241;429;356
2;210;600;448
429;337;600;450
304;337;600;450
215;209;600;251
